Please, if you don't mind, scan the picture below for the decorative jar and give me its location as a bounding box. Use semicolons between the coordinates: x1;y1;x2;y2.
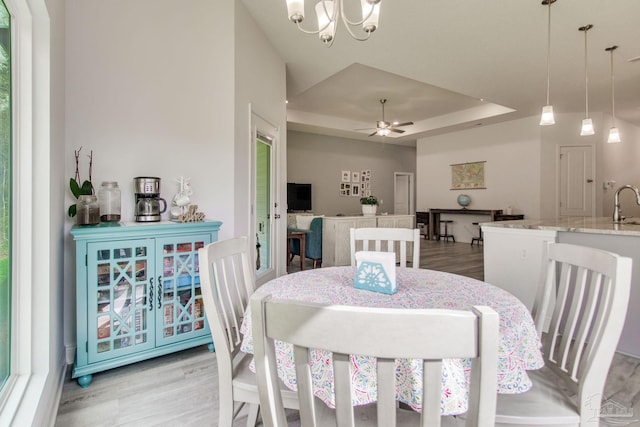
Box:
76;195;100;226
98;181;121;222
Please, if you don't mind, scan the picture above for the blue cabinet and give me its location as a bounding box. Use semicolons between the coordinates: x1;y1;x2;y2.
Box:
71;221;222;387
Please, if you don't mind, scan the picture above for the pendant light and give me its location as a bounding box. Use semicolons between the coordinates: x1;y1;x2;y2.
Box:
540;0;556;126
606;45;621;143
579;24;594;136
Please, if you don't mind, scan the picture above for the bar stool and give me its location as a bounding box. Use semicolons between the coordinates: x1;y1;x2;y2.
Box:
471;222;483;246
439;220;455;242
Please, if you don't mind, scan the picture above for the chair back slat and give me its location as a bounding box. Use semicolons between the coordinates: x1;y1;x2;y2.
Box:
350;227;420;268
567;270;602;380
293;344;317;426
376;358;397;427
333;352;355;427
422;360;443;427
252;294;499;426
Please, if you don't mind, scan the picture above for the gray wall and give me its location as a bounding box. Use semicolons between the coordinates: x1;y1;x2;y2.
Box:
288;131;416;216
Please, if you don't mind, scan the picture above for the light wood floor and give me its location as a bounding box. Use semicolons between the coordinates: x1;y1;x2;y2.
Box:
56;240;640;427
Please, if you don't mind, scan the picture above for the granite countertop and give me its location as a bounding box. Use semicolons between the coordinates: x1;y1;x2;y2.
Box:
480;217;640;237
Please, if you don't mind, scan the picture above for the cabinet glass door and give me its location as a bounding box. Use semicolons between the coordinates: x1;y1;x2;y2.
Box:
156;235;211;345
87;240;155;362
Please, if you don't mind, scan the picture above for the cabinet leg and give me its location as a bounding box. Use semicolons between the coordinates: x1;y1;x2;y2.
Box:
77;374;93;388
207;342;215;352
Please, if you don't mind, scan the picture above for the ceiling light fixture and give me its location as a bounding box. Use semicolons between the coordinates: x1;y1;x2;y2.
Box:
606;45;621;143
540;0;556;126
285;0;380;47
579;24;594;136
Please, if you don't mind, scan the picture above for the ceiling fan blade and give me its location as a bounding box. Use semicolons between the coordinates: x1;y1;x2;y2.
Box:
390;128;405;134
393;121;414;127
368;131;378;137
354;127;376;131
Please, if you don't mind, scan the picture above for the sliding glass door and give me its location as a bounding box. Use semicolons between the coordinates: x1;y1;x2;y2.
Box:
0;0;12;391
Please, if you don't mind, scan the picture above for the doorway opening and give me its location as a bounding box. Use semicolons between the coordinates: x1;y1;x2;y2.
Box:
394;172;415;215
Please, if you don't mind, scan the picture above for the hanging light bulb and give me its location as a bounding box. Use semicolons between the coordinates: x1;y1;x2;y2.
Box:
286;0;381;47
540;0;556;126
579;24;594;136
606;45;621;143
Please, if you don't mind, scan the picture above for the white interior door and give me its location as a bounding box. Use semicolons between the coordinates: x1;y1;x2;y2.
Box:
559;145;595;217
394;172;414;215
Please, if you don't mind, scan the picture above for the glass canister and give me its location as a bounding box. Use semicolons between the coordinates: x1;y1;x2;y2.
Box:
98;181;121;222
76;195;100;226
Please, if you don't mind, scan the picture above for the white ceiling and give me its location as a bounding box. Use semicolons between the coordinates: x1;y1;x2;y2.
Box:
241;0;640;146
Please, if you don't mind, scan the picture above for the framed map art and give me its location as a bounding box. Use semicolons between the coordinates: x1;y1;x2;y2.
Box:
450;161;486;190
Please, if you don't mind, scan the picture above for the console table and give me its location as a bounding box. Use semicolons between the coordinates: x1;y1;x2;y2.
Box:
429;208;503;240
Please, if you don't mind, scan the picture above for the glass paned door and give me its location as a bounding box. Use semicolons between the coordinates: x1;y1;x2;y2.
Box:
255;134;272;277
0;0;11;391
87;241;155;362
156;236;210;346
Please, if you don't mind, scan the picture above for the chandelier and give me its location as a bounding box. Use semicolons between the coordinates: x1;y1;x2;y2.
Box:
285;0;381;47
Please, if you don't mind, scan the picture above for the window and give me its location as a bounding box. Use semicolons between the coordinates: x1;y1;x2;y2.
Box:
0;0;11;392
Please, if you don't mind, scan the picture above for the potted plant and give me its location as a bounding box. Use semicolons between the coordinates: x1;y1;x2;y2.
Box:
68;147;95;218
360;195;378;216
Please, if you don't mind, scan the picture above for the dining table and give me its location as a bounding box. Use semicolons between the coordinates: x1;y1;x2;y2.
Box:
240;266;544;416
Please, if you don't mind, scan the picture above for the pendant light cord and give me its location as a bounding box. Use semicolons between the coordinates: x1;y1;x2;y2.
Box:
610;48;616;125
583;27;589;118
545;0;552;105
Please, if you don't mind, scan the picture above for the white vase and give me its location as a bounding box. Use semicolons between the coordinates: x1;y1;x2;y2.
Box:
362;204;377;216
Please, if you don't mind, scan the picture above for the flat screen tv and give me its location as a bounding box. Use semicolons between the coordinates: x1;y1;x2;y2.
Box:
287;183;312;212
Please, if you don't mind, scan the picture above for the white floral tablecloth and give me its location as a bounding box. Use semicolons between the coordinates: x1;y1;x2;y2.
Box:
240;266;544;415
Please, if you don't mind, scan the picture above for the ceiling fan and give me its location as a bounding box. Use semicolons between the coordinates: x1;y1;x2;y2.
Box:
358;99;414;137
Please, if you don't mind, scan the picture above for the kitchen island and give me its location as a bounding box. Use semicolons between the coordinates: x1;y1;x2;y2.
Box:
482;217;640;358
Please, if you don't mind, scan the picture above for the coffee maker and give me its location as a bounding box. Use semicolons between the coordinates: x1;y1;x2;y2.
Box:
134;177;167;222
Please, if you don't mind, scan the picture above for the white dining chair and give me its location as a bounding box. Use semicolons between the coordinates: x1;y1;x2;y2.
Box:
251;292;499;427
494;242;632;427
198;237;298;427
350;227;421;268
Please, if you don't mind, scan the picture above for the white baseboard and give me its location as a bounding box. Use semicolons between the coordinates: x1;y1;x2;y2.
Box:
65;345;76;366
40;354;68;427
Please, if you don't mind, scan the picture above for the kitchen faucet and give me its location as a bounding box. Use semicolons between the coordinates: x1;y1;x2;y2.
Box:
612;184;640;223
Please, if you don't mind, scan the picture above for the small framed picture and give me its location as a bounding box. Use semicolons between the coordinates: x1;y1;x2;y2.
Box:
352;171;360;182
352;185;360;196
342;171;351;182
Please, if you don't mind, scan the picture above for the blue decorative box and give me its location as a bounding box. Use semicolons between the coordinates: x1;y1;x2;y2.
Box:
353;251;397;295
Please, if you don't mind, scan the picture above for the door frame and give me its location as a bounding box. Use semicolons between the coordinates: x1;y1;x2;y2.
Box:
250;110;282;286
393;172;415;215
